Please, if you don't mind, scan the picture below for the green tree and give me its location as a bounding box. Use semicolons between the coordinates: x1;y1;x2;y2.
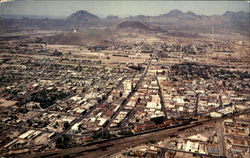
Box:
56;134;72;149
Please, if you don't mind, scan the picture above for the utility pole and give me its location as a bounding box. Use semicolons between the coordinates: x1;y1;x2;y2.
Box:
211;27;214;42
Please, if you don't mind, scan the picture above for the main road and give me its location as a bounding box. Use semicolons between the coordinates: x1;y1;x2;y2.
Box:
103;55;153;130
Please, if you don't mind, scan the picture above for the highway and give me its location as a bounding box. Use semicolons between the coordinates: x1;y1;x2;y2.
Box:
156;76;168;118
217;120;226;156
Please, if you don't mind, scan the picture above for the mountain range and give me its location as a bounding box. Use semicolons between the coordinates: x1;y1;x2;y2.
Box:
116;21;162;32
1;9;249;36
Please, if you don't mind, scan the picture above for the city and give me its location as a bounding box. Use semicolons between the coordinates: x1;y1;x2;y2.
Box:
0;1;249;158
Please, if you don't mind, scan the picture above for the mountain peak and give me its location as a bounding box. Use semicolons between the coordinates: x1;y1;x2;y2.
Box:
169;9;183;14
223;11;235;16
159;9;185;18
186;11;197;16
117;21;148;29
167;9;184;16
67;10;99;21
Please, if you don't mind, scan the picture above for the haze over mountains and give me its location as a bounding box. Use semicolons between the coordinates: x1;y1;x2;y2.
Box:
1;9;249;36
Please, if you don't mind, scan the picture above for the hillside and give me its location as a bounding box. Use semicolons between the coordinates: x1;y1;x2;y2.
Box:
116;21;162;32
44;30;118;46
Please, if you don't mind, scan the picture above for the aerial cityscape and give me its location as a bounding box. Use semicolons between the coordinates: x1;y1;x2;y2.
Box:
0;1;249;158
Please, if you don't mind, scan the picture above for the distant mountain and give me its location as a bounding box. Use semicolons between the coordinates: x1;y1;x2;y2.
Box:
124;9;200;25
67;10;99;22
159;9;185;18
123;9;248;35
156;9;199;20
116;21;162;32
223;11;249;19
1;9;249;36
222;11;250;35
186;11;197;17
126;15;151;21
106;15;119;19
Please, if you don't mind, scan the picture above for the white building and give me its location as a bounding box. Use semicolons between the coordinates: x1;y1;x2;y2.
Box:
124;80;132;94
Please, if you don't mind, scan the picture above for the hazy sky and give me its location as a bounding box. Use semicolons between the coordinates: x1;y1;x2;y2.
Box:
0;0;249;18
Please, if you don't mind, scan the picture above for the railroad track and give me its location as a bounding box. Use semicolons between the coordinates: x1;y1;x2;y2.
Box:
9;110;250;158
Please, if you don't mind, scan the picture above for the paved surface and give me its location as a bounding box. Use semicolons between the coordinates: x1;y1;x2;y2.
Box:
217;121;226;156
104;56;152;130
